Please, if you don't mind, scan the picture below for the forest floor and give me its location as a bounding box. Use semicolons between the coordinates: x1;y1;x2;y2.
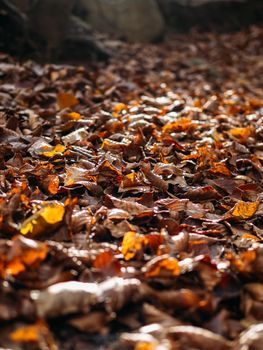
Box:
0;26;263;350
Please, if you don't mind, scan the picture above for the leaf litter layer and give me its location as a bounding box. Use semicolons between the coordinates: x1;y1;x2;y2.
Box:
0;26;263;350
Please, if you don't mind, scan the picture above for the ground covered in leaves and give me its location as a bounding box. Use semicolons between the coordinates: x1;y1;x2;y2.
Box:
0;26;263;350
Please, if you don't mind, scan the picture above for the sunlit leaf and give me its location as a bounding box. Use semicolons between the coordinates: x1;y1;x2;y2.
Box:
10;321;52;345
232;250;257;273
93;251;121;276
229;127;251;143
5;235;48;277
135;342;157;350
62;112;81;121
209;163;231;177
145;256;180;277
44;174;60;195
57;92;78;109
40;144;66;158
232;201;259;219
10;325;40;342
20;201;65;237
162;117;196;133
122;231;144;261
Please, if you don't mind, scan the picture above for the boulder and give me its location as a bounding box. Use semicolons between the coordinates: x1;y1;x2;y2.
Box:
157;0;263;31
79;0;165;42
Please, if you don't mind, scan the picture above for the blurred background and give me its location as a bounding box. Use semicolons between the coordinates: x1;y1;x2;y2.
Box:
1;0;263;62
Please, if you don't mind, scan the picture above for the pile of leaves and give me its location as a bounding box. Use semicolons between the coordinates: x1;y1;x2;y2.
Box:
0;26;263;350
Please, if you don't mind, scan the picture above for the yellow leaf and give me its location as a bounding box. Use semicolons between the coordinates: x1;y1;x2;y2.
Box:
20;201;65;237
40;144;66;158
232;201;259;219
122;231;144;261
57;92;78;109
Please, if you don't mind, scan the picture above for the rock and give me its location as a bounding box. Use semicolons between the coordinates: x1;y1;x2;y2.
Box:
157;0;263;32
79;0;165;42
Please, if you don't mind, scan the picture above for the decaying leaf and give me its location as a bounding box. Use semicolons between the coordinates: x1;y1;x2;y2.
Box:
0;21;263;350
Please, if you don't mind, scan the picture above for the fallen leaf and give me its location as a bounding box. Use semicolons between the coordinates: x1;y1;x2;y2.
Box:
57;92;78;109
232;201;259;219
40;144;66;158
122;231;144;261
20;201;65;237
229;127;251;143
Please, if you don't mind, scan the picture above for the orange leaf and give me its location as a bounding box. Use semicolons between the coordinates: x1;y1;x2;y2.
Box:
122;231;144;261
135;342;157;350
93;251;114;269
162;117;196;134
229;127;251;143
10;321;50;343
113;103;127;114
93;251;121;276
45;174;60;195
5;236;48;277
232;201;259;219
40;144;66;158
62;112;81;121
10;325;40;342
57;92;78;109
209;163;231;177
145;256;180;277
241;233;260;241
232;250;257;272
